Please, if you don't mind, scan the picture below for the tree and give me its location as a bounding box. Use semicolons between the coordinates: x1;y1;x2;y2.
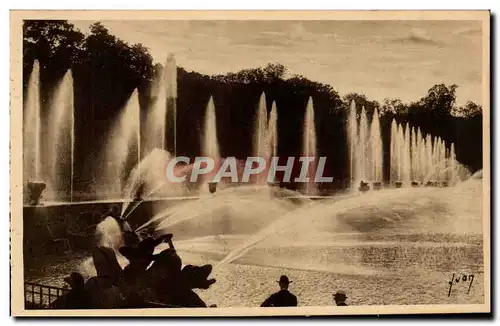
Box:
23;20;86;87
452;100;482;118
262;63;287;81
84;22;154;83
342;93;380;118
417;84;458;116
23;20;85;65
380;98;408;116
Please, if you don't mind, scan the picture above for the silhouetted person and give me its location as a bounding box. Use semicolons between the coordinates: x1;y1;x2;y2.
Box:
333;291;348;306
261;275;297;307
51;272;91;309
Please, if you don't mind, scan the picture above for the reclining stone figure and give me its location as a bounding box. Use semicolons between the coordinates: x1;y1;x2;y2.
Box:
85;246;126;309
145;247;216;307
88;233;217;308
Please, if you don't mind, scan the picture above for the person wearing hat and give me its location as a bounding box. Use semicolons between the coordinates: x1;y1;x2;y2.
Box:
260;275;298;307
333;291;348;306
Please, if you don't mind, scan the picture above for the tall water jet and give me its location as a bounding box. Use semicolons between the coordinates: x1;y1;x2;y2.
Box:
411;127;417;181
47;69;75;201
402;123;411;185
302;97;317;195
165;54;178;156
449;143;456;183
437;139;445;181
358;106;368;183
390;119;398;183
145;59;167;153
417;128;425;182
253;92;269;185
253;93;270;155
268;101;278;158
397;124;404;182
370;108;383;182
202;96;220;184
24;60;42;184
98;88;141;198
431;136;438;180
348;100;358;186
425;134;433;181
442;140;448;181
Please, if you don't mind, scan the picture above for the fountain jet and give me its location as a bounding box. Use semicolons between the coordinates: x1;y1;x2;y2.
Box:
24;60;42;184
348;100;358;185
145;59;167;153
166;54;178;156
268;101;278;158
98;89;141;198
253;92;270;185
47;70;75;201
350;103;383;189
370;108;383;182
302;97;317;195
201;96;220;185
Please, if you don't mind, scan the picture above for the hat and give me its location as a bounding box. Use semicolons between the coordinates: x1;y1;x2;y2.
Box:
333;291;347;299
277;275;292;284
64;272;84;288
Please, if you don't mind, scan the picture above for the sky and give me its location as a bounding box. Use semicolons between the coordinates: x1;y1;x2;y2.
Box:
70;20;483;106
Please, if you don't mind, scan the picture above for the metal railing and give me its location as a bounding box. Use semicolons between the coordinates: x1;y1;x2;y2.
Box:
25;282;68;309
24;282;185;309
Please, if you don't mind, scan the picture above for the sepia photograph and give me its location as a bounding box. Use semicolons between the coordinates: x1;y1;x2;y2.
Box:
10;10;490;316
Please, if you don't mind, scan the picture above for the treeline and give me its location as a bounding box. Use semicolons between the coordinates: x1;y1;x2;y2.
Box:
22;20;482;193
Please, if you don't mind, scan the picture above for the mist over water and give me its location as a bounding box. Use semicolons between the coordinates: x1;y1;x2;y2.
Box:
141;185;306;236
101;170;481;278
